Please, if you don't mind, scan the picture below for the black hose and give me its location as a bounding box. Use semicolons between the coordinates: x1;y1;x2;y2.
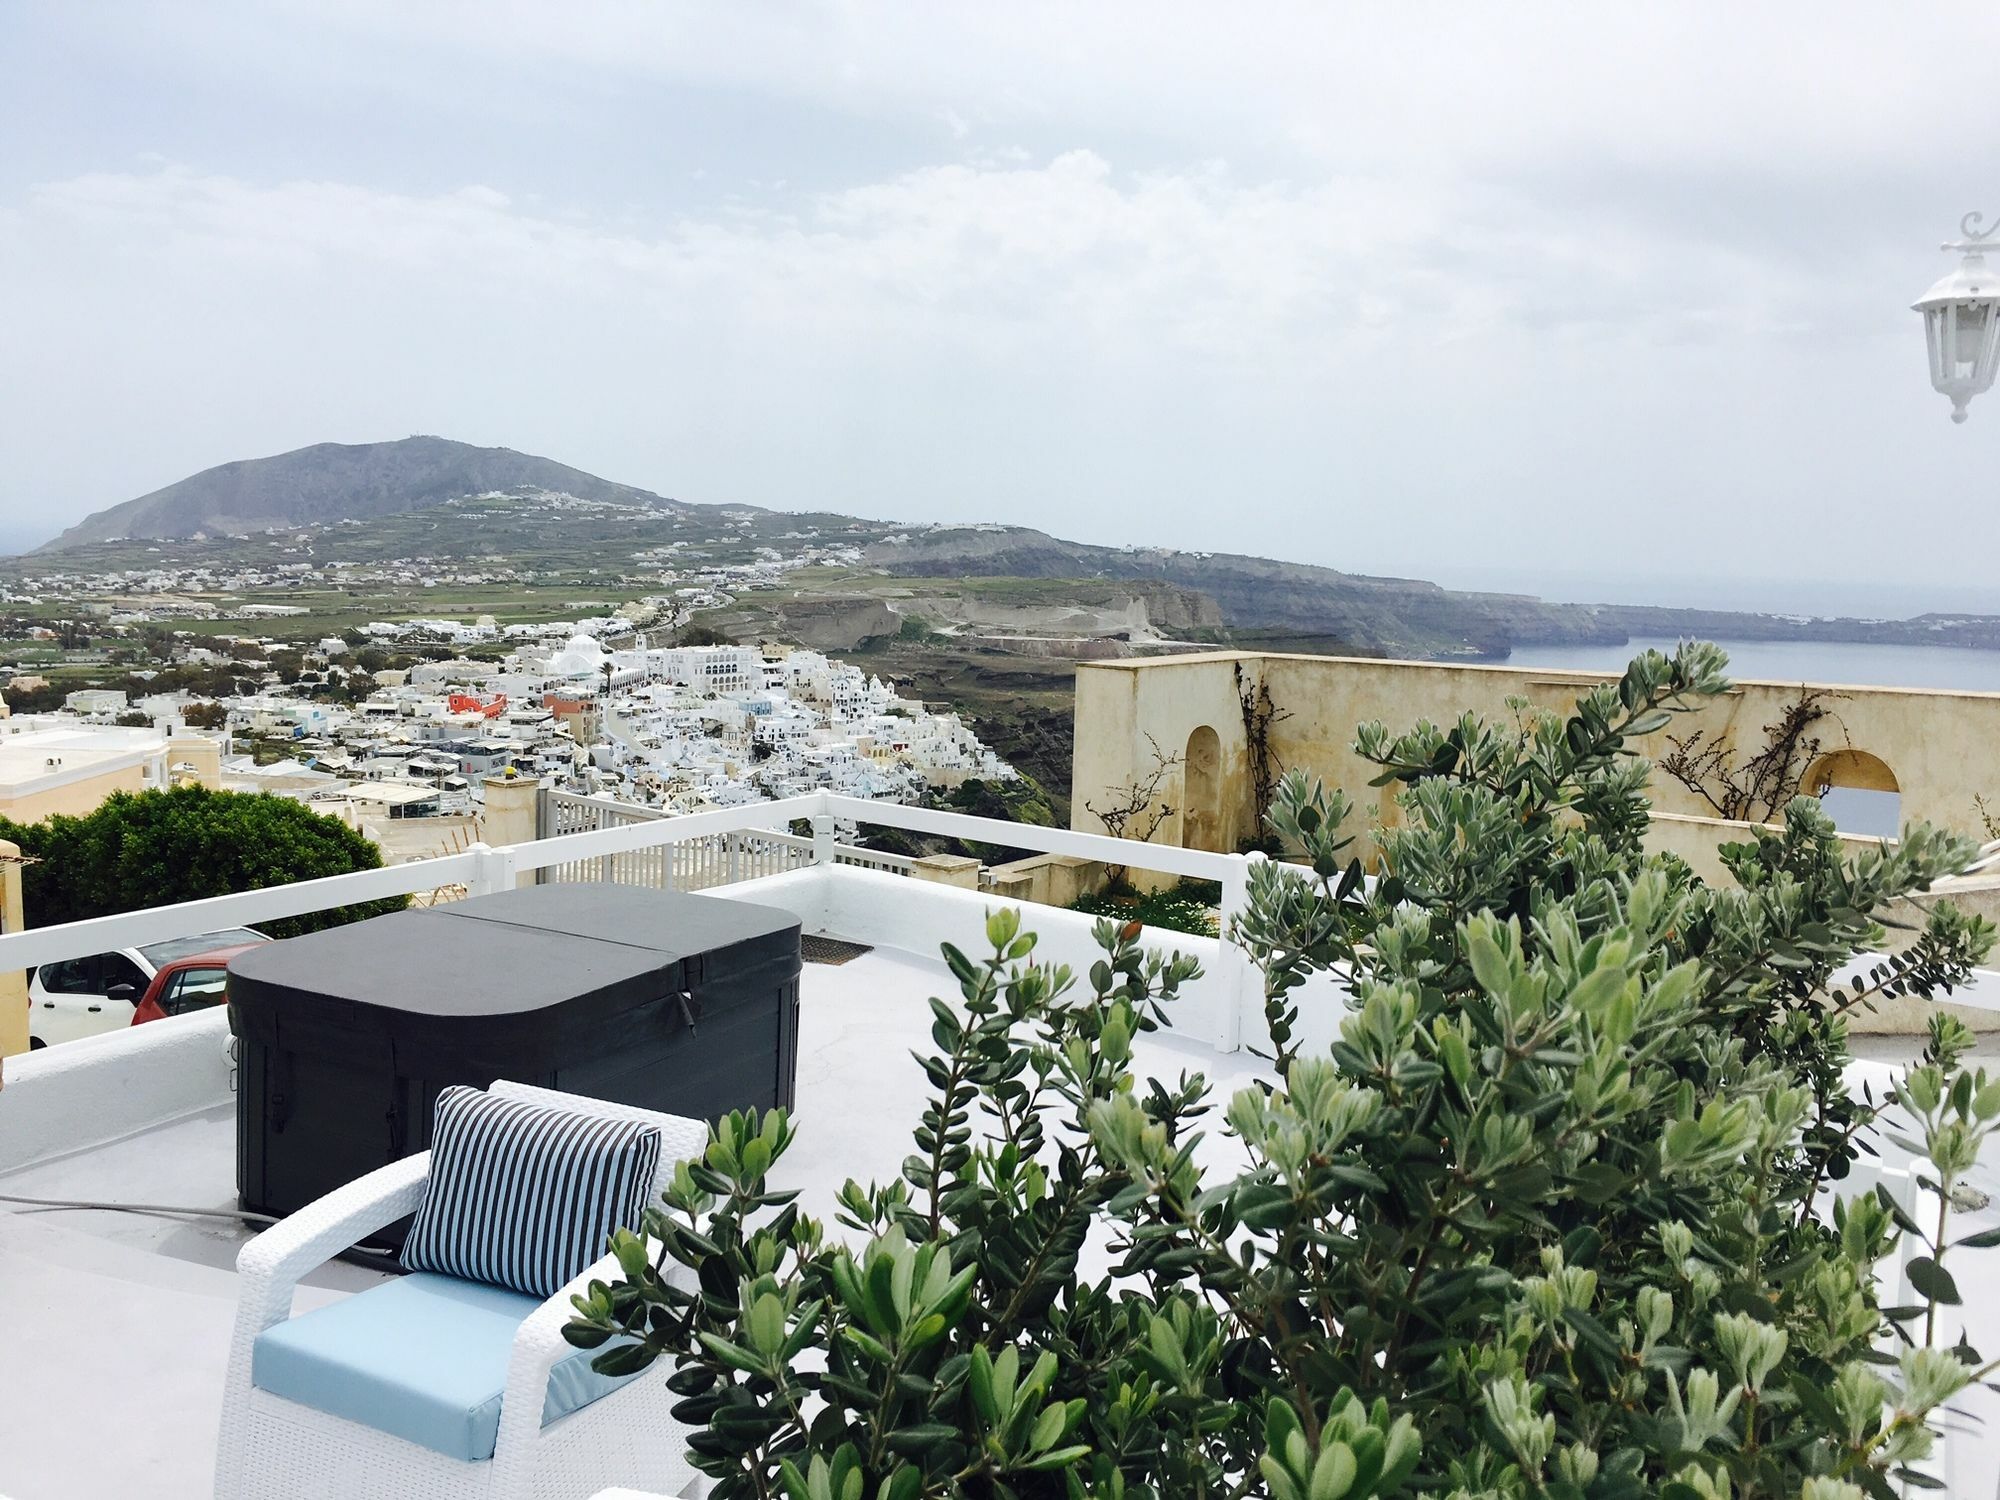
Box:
0;1190;406;1267
0;1190;279;1224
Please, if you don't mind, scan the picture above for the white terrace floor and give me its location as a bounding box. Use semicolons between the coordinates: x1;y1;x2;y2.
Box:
0;943;1269;1500
5;931;2000;1499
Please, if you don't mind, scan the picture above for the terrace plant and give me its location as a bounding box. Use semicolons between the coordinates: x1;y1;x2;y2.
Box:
570;644;2000;1500
0;783;404;936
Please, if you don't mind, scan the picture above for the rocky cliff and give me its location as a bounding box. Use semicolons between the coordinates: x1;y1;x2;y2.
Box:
866;527;1622;658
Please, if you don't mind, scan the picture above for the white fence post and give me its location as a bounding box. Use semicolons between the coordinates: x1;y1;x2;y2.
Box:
812;814;836;866
1215;851;1265;1055
465;842;502;897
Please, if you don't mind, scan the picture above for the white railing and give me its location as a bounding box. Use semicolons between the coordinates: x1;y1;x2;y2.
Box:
540;828;814;892
0;788;1254;972
3;787;1998;1063
0;852;486;974
831;843;917;875
542;789;661;838
753;829;916;877
536;791;916;890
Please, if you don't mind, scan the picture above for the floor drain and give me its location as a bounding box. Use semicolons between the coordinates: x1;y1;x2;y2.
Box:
802;935;874;966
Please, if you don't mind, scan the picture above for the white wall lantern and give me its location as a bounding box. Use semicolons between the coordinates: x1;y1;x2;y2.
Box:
1916;212;2000;423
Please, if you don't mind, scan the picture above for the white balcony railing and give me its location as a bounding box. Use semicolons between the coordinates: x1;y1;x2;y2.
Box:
4;788;1991;1074
0;790;1268;1048
537;791;914;888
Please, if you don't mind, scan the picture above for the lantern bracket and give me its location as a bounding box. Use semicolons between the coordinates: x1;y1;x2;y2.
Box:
1945;211;2000;253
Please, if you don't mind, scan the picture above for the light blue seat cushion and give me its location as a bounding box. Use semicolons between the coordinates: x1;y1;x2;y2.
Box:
252;1272;640;1461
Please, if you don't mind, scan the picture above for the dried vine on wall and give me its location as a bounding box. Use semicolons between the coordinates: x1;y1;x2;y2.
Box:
1658;686;1845;823
1082;733;1183;884
1234;662;1291;852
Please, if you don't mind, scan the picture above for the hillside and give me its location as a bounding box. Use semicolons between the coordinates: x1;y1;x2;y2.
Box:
37;436;705;550
34;441;1625;656
30;438;2000;660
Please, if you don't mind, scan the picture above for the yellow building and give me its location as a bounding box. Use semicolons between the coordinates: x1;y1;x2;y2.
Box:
1071;649;2000;1036
0;721;165;824
1072;650;2000;876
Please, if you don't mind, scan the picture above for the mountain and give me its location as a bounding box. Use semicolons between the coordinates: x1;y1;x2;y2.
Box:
37;437;1997;660
37;437;698;550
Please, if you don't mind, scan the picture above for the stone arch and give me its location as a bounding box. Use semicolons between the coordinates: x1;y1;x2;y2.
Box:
1804;749;1901;837
1182;724;1224;852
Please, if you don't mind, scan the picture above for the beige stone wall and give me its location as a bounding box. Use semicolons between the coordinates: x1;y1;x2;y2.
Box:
0;763;149;825
911;854;982;890
1073;650;2000;863
164;735;221;788
985;853;1107;908
0;839;25;1059
1074;654;1252;852
1073;651;2000;1036
481;775;539;887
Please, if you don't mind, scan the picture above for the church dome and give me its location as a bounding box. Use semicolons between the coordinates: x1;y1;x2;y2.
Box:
549;633;606;678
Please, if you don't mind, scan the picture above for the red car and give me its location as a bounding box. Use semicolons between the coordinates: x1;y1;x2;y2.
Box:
129;944;262;1025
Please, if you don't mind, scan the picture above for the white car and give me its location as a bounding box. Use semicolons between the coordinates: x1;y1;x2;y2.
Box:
28;928;270;1049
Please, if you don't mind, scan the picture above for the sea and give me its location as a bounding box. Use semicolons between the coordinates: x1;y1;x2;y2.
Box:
1495;638;2000;837
1501;639;2000;694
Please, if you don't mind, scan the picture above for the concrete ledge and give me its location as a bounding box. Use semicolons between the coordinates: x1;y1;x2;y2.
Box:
910;854;981;889
985;853;1105;908
0;1008;233;1174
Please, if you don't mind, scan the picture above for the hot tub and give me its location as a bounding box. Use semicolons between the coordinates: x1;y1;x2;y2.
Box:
227;883;802;1225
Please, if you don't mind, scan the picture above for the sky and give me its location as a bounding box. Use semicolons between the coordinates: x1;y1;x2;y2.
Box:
3;2;2000;614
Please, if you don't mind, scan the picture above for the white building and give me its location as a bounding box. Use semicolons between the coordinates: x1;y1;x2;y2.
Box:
63;688;129;716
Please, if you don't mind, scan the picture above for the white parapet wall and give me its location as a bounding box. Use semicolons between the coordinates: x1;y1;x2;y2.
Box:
0;1007;233;1174
711;864;1231;1045
713;864;1354;1056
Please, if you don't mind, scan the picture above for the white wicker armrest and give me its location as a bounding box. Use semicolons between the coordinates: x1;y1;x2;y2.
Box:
234;1153;433;1333
217;1153;437;1499
493;1239;697;1466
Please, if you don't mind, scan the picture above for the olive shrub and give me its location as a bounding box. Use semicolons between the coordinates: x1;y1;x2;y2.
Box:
571;645;2000;1500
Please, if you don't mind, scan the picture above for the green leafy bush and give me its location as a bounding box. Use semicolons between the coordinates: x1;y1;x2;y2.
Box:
1070;879;1220;937
571;645;1999;1500
0;784;404;937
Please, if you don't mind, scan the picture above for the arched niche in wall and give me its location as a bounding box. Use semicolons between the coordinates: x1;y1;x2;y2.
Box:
1182;724;1224;852
1804;749;1901;838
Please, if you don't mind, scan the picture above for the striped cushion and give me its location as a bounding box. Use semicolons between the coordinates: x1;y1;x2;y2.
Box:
401;1086;663;1297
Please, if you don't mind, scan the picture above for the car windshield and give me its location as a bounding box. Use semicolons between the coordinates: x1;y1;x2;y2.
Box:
137;928;267;965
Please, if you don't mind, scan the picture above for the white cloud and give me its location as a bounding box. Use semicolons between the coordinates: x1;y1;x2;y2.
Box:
4;3;1999;601
132;0;2000;182
17;151;1839;363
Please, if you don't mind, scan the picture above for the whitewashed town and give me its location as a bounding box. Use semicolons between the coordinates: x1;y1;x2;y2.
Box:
0;489;1026;859
0;615;1016;860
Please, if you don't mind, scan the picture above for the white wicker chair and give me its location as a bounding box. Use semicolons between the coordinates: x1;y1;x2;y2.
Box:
214;1083;709;1500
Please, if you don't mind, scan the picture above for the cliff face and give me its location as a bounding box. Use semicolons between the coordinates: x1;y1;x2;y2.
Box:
1130;582;1226;632
768;597;901;650
896;579;1224;638
865;528;1622;657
